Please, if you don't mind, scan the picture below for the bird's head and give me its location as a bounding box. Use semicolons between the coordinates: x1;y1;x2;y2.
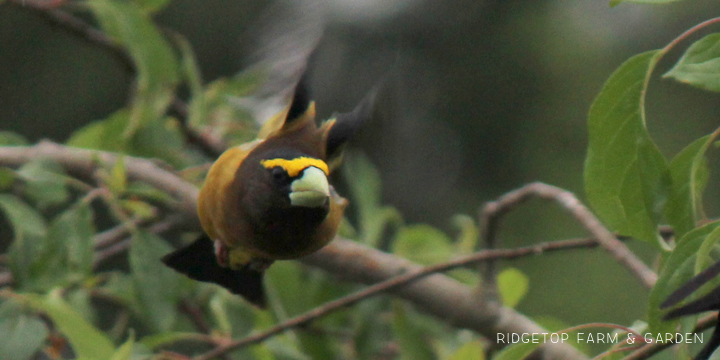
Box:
258;150;330;209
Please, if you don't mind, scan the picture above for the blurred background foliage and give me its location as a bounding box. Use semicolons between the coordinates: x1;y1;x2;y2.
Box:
2;0;720;359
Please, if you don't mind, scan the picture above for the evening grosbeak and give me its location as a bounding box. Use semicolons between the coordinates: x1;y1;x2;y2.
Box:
162;77;375;307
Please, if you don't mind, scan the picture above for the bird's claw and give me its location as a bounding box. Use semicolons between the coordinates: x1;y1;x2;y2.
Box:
214;239;229;267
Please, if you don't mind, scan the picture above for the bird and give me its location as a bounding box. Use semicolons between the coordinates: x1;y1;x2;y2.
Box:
661;258;720;360
162;76;376;308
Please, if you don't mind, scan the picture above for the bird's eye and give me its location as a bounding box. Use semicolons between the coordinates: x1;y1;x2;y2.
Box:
271;167;287;182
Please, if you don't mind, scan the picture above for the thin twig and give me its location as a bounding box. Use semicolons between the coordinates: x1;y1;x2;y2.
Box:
481;182;657;288
9;0;133;71
193;236;611;360
8;0;222;157
178;299;232;360
92;215;185;267
179;299;212;334
94;220;143;250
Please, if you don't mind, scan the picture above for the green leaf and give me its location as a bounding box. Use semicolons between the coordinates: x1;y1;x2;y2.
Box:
392;302;436;360
695;226;720;273
14;203;96;291
128;117;188;168
444;341;484;360
648;221;720;334
497;268;529;308
266;263;343;359
174;33;203;98
267;261;310;315
108;155;127;193
17;158;71;209
97;272;139;312
187;74;259;146
0;168;16;191
665;132;717;239
86;0;180;136
1;194;49;289
493;341;540;360
342;152;402;247
665;33;720;92
69;110;188;168
120;199;156;220
48;202;96;277
354;298;389;360
0;302;48;360
0;194;47;238
124;182;176;205
109;333;134;360
129;231;181;332
392;224;453;265
66;289;97;327
208;291;255;337
584;50;671;246
67;109;130;151
0;131;28;146
453;214;479;254
25;290;115;360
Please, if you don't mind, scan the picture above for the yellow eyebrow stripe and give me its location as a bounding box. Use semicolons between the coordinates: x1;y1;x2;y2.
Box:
260;157;329;177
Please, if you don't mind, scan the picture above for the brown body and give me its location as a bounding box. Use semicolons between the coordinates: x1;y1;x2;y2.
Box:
163;79;374;307
197;104;348;265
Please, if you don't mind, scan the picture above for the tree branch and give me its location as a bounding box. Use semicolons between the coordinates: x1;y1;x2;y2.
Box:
0;142;590;360
0;141;200;227
481;182;657;289
196;236;613;360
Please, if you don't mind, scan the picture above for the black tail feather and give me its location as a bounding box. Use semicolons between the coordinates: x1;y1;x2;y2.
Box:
162;236;267;308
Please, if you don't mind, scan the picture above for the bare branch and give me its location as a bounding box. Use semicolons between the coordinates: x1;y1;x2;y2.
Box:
481;182;657;289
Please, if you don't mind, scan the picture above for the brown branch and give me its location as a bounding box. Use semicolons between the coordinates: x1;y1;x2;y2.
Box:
0;141;200;226
622;313;717;360
195;237;601;360
0;142;589;360
481;182;657;289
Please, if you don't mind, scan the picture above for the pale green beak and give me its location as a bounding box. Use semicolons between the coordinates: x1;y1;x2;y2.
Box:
289;166;330;207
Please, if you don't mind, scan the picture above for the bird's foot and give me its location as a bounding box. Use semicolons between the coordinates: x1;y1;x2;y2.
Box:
213;239;229;267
